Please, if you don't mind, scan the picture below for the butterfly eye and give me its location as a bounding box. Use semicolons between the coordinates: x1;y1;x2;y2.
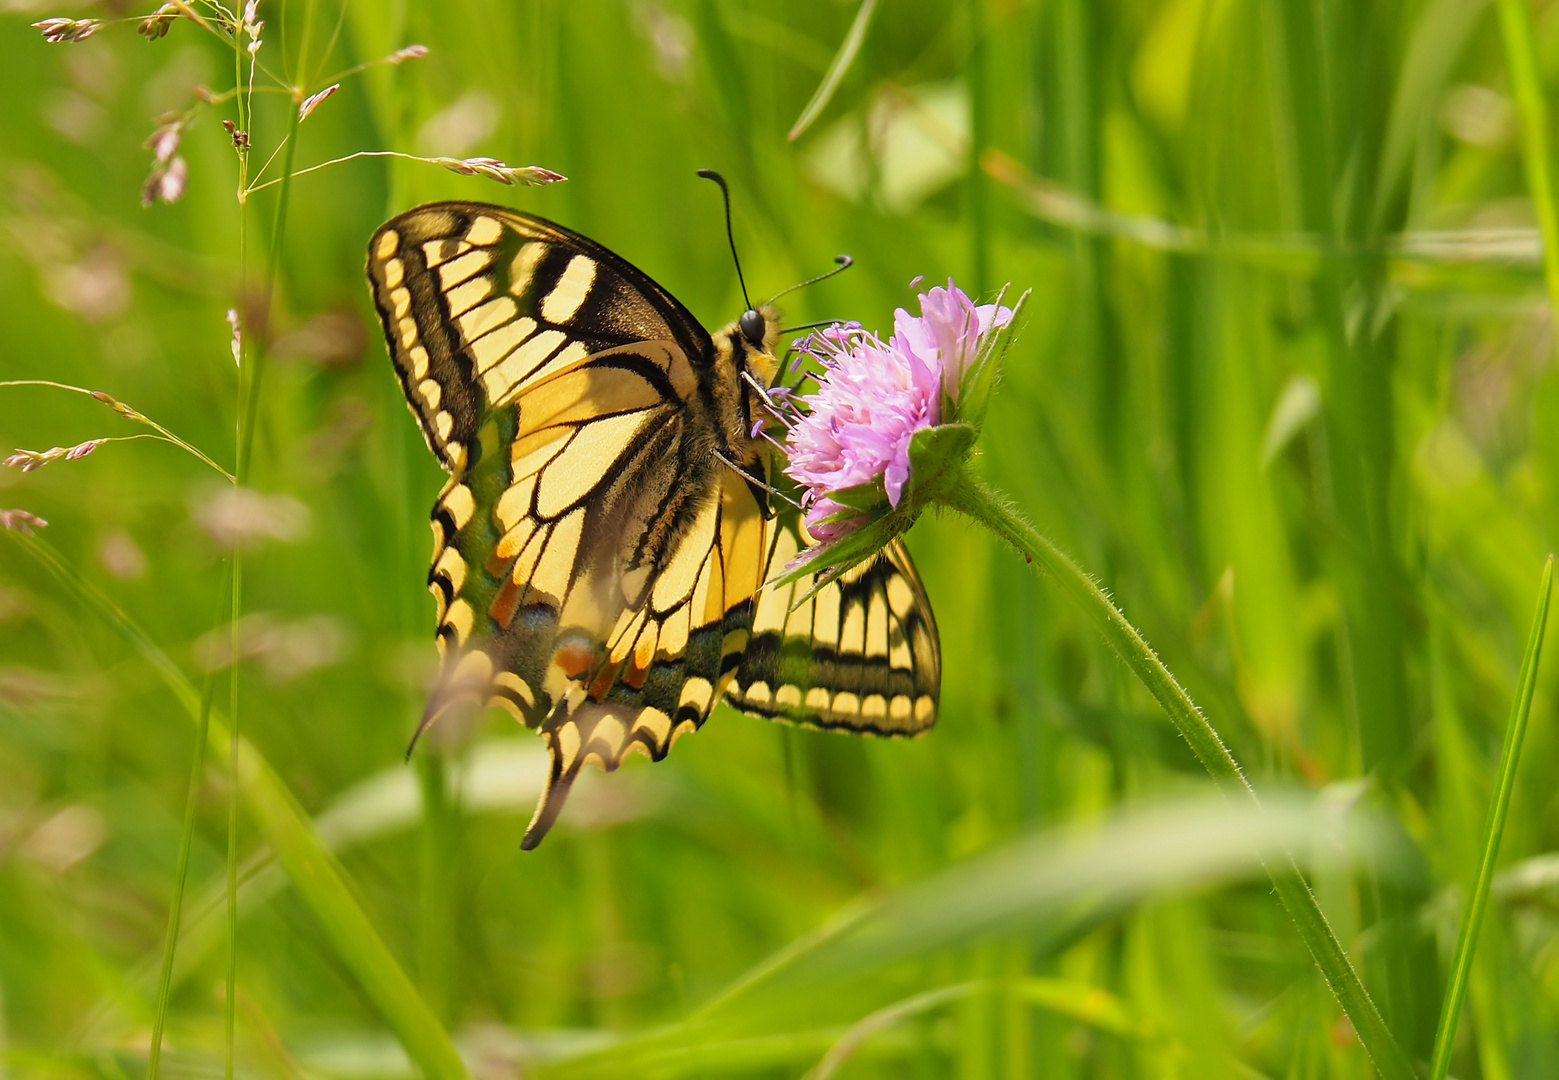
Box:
740;308;767;346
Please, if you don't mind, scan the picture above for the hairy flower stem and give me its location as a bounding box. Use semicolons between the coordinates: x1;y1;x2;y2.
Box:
943;474;1417;1080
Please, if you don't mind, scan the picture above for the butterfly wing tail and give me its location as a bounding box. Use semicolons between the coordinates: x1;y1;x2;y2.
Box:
521;693;649;849
522;728;579;850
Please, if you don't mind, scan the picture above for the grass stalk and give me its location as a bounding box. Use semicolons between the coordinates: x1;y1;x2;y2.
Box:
1428;556;1553;1079
0;381;233;481
943;475;1417;1080
146;562;232;1080
223;48;304;1074
1496;0;1559;344
224;549;241;1080
785;0;876;141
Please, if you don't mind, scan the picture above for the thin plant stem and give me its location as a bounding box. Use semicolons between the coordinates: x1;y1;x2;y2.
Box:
238;95;302;482
1428;556;1553;1079
315;48;424;88
245;133;293;191
147;560;233;1080
0;381;233;481
225;38;304;1072
225;18;263;1075
243;148;405;193
1496;0;1559;352
786;0;876;141
942;475;1418;1080
239;149;463;194
164;1;290;88
224;546;241;1080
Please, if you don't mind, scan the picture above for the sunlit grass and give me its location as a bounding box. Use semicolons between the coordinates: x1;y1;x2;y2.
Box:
3;1;1559;1078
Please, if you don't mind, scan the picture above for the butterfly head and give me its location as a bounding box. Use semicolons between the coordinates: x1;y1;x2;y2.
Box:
717;302;783;387
739;307;766;348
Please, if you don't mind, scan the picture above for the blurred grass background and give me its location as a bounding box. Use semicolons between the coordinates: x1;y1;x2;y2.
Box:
3;0;1559;1076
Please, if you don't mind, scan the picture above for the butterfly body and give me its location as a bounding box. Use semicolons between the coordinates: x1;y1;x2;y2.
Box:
367;201;939;847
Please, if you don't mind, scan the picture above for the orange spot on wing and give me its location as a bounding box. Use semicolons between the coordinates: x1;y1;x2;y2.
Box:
587;658;621;700
490;578;522;628
555;637;594;678
622;660;649;690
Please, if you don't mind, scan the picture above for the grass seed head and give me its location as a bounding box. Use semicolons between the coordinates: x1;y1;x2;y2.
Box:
33;18;102;44
138;5;180;41
0;509;47;534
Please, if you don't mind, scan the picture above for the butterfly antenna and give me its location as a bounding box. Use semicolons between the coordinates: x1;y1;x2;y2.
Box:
766;254;853;306
697;169;754;312
778;319;847;335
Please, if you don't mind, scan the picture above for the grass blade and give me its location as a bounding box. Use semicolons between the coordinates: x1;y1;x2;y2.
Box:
787;0;876;141
1428;555;1553;1080
6;532;469;1080
1497;0;1559;351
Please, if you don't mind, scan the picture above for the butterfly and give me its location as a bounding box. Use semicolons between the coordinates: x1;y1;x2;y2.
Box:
365;197;940;848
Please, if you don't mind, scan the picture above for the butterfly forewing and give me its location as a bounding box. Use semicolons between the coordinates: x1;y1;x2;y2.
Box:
728;516;941;735
367;203;711;473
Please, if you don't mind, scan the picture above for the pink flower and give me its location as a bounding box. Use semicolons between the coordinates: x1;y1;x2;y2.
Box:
783;325;940;539
781;280;1012;541
900;280;1012;401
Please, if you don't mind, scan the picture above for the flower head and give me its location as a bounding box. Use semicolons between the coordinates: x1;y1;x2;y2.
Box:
298;83;340;122
139;4;180;40
783;324;940;539
5;439;103;473
145;118;182;164
781;280;1015;543
900;280;1012;401
433;156;566;186
33;18;101;43
0;509;48;535
141;156;187;207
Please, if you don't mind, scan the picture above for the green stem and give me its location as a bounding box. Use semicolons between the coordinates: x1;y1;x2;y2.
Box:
147;562;232;1080
225;548;241;1080
942;475;1417;1080
225;32;252;1078
238;100;302;484
1496;0;1559;344
1428;557;1553;1080
223;63;303;1077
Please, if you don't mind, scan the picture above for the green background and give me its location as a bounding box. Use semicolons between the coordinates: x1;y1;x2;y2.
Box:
3;0;1559;1076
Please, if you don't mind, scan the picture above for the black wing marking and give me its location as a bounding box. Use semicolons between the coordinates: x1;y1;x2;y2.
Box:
727;514;940;735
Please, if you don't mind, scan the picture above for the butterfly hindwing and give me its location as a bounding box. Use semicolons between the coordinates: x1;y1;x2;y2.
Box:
523;466;768;845
727;515;941;735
